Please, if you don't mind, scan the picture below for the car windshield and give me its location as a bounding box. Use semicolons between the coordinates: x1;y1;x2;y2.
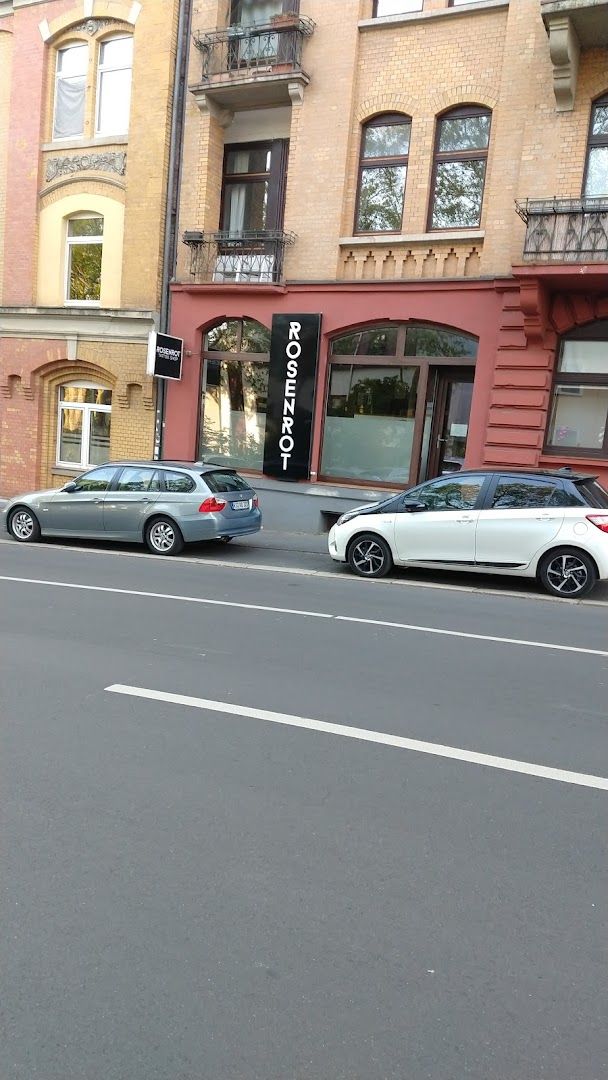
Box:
203;470;251;494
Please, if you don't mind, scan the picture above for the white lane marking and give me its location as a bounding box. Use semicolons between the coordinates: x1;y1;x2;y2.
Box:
106;684;608;792
1;574;607;657
1;536;607;606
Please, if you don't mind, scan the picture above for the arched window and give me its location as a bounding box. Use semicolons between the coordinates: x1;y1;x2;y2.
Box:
57;381;112;468
96;36;133;136
429;105;491;230
584;94;608;197
322;323;477;485
65;214;103;304
355;113;411;233
546;320;608;457
200;319;271;472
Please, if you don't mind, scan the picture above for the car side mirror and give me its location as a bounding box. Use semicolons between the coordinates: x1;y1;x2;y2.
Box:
401;500;426;513
62;481;77;493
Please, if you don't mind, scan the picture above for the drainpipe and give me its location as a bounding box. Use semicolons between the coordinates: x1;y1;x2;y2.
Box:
154;0;194;459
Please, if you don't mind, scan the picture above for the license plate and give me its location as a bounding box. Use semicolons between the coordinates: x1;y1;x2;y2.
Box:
231;500;250;510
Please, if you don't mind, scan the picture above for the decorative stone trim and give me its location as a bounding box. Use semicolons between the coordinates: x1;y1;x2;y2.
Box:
355;96;415;124
45;151;127;183
427;84;499;115
70;18;113;34
543;14;580;112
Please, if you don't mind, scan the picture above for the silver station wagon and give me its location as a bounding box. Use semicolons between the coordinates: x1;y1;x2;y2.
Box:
2;461;262;556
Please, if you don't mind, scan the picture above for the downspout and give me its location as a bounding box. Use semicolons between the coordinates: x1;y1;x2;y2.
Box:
154;0;194;458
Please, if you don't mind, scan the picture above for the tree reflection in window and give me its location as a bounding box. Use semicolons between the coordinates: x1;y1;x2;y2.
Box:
356;114;411;232
430;107;491;229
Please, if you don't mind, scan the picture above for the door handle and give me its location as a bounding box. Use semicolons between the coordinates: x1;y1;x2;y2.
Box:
455;517;475;524
141;497;150;503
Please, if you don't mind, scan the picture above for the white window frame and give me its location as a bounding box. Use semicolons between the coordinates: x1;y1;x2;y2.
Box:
53;42;88;141
65;214;103;307
95;35;133;137
56;381;112;469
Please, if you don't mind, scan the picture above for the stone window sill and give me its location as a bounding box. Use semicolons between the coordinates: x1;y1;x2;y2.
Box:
42;135;129;153
339;231;485;246
359;0;508;31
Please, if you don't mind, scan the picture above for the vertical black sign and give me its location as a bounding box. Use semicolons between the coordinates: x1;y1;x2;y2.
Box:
263;313;321;480
153;332;183;380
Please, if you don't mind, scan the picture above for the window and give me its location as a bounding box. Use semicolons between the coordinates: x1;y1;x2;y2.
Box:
53;43;88;139
73;465;117;492
57;383;111;468
429;106;491;229
546;322;608;456
216;141;289;282
373;1;422;14
162;471;196;493
66;215;103;304
407;474;485;510
96;36;133;136
116;467;160;492
355;114;411;233
203;470;251;493
584;94;608;197
200;319;270;471
448;0;490;5
230;0;294;24
491;477;559;509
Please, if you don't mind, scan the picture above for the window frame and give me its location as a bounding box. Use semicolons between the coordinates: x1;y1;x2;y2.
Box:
372;1;422;15
427;104;492;232
354;113;411;235
544;328;608;458
53;41;88;141
64;214;104;306
220;139;289;234
95;33;133;137
582;93;608;198
229;0;299;23
56;381;112;469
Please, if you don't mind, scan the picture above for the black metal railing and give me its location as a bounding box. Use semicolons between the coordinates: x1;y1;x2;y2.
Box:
515;197;608;262
193;15;315;82
183;230;296;284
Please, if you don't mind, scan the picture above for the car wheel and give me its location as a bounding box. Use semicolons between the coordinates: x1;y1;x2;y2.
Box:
8;507;41;543
538;548;597;599
347;533;393;578
145;517;184;556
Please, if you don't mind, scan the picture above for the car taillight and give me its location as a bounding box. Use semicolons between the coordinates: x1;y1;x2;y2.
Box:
199;497;226;513
586;514;608;534
253;496;259;508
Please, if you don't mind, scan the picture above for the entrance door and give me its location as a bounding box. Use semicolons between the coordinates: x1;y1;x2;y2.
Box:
426;370;474;479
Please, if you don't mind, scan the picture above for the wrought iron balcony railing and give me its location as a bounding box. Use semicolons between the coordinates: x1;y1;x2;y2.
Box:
193;15;315;83
515;197;608;262
183;230;296;284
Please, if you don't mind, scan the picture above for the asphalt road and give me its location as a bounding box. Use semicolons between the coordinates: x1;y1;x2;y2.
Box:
2;539;607;1080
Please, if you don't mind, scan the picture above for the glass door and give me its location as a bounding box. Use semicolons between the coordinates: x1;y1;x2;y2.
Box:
426;370;474;478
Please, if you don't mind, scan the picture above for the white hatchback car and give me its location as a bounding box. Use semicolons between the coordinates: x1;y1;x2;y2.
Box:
328;469;608;598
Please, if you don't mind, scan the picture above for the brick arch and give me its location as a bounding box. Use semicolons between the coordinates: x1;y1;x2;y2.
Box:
427;85;499;116
355;97;415;125
551;293;608;336
40;177;127;206
30;358;117;399
44;3;139;43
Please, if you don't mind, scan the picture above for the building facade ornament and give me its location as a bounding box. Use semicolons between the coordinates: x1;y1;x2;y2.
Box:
45;152;127;183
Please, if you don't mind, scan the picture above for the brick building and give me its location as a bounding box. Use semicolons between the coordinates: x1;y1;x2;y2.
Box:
0;0;181;497
163;0;608;530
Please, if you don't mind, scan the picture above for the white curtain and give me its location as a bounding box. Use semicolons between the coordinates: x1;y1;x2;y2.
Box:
227;185;247;235
54;77;86;138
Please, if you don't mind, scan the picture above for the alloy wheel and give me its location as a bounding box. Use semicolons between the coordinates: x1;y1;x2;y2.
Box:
11;510;35;540
545;553;589;595
351;538;387;576
149;521;175;552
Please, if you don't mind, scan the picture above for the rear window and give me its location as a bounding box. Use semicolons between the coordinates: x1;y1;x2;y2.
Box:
162;470;195;493
203;470;251;494
575;479;608;509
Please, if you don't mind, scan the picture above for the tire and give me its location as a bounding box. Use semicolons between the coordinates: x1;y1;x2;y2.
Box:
8;506;41;543
347;532;393;579
145;516;184;556
538;547;597;599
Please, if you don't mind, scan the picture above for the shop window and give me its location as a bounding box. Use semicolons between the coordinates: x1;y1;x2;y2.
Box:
546;322;608;456
54;43;88;139
355;114;411;233
65;215;103;304
57;382;112;468
584;94;608;197
373;1;422;15
96;36;133;136
200;319;270;471
429;105;491;229
216;141;289;282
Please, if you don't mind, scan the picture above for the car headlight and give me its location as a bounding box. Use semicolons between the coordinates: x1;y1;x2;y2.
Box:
336;510;360;526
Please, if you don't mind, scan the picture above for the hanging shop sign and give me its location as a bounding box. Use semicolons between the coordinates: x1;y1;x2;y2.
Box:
263;314;322;481
147;331;183;381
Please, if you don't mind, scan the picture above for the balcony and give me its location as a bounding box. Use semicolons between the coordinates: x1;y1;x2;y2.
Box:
182;230;296;284
515;197;608;262
541;0;608;110
190;15;315;119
